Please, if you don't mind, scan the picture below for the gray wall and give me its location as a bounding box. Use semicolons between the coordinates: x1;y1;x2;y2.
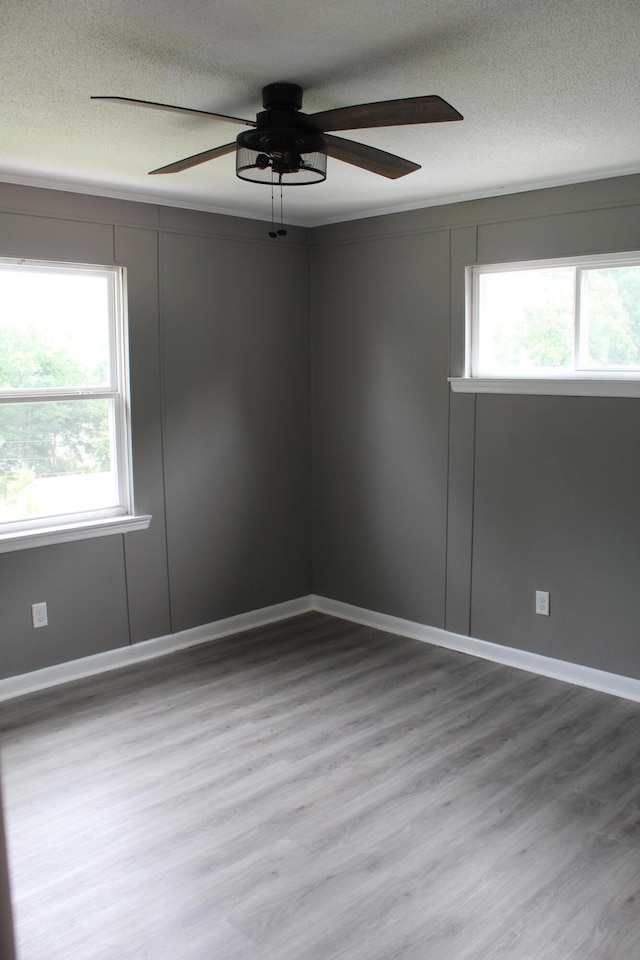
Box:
160;227;311;630
0;184;312;679
311;173;640;679
311;230;450;626
2;172;640;685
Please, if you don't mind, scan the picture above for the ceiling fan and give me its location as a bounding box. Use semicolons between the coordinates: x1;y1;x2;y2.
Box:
91;82;463;185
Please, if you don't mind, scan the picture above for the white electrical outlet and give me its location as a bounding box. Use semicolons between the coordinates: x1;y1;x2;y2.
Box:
535;591;550;616
31;602;48;628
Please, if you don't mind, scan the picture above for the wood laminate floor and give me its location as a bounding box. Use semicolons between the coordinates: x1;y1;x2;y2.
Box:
1;612;640;959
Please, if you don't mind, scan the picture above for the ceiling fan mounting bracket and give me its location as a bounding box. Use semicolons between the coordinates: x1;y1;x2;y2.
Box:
261;82;303;111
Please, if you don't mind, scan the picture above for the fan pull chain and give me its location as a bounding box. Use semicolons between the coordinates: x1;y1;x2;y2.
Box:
270;177;275;235
268;175;287;238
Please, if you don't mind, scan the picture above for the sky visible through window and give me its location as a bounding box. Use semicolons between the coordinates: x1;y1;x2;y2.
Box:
0;268;110;387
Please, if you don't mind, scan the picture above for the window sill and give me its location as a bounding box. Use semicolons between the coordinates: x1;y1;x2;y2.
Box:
449;378;640;398
0;514;152;554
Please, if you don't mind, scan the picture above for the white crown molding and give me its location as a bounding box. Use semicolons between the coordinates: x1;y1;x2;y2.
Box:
0;172;312;227
4;165;640;231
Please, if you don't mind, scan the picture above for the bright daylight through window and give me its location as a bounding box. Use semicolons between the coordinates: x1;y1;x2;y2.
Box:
452;252;640;396
0;258;148;551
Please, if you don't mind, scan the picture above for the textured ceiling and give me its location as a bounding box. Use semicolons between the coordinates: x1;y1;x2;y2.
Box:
2;0;640;226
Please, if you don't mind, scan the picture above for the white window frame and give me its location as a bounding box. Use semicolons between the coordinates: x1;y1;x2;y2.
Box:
0;257;150;553
450;250;640;397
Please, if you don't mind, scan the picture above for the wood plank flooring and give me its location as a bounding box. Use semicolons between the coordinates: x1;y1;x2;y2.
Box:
1;612;640;959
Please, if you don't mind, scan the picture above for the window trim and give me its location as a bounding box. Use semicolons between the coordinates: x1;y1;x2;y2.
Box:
452;250;640;397
0;257;151;551
449;376;640;397
0;514;151;554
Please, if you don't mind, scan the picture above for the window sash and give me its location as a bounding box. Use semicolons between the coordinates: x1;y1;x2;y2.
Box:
467;251;640;380
0;258;134;536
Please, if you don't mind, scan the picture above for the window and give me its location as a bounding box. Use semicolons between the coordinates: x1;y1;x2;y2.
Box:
0;258;150;552
451;251;640;397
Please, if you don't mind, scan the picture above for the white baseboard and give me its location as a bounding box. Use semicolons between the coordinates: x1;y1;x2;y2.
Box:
312;595;640;704
2;592;640;705
0;596;314;703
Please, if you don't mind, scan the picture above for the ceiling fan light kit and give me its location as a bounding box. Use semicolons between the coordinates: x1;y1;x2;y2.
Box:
236;144;327;184
236;145;327;183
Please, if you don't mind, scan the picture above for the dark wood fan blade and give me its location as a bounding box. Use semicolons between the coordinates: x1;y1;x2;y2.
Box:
91;96;255;127
324;134;420;179
311;95;462;132
149;142;237;175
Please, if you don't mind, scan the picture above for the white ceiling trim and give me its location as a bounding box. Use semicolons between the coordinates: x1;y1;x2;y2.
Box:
3;161;640;231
